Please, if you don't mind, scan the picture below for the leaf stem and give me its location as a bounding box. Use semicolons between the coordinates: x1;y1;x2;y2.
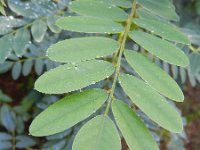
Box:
104;0;137;115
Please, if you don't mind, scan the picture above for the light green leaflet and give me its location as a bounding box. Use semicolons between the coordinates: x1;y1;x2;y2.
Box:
35;60;115;94
119;74;183;132
69;0;128;21
29;89;108;136
124;50;184;101
56;16;123;33
128;30;189;67
137;8;163;21
76;0;132;8
133;18;190;44
112;100;159;150
137;0;179;21
31;19;47;43
47;37;119;63
72;115;121;150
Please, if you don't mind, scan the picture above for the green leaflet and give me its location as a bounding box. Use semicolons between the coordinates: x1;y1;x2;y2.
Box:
56;16;123;33
119;74;183;132
128;30;189;67
112;100;159;150
31;19;47;43
137;8;163;21
137;0;179;21
29;89;108;136
76;0;132;8
35;60;115;94
47;37;119;63
133;18;190;44
0;35;12;63
69;0;128;21
13;28;30;57
124;50;184;101
72;115;121;150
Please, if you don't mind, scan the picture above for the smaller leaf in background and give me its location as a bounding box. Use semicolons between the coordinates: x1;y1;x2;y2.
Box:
34;59;44;76
47;15;61;33
72;115;121;150
22;60;33;76
0;141;12;149
0;61;13;74
112;100;159;150
189;53;200;75
0;132;12;140
69;0;128;21
11;62;22;80
56;16;124;33
124;50;184;101
0;105;16;132
13;28;30;57
47;37;119;63
0;35;13;63
137;0;179;21
16;135;36;148
8;0;38;19
0;90;12;102
0;16;26;35
31;19;47;43
129;30;189;67
29;89;108;136
119;74;183;132
35;60;115;94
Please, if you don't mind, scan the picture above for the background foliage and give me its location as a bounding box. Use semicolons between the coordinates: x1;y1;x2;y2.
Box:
0;0;200;149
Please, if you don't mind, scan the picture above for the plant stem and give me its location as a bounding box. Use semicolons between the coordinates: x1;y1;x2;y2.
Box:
104;0;137;115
